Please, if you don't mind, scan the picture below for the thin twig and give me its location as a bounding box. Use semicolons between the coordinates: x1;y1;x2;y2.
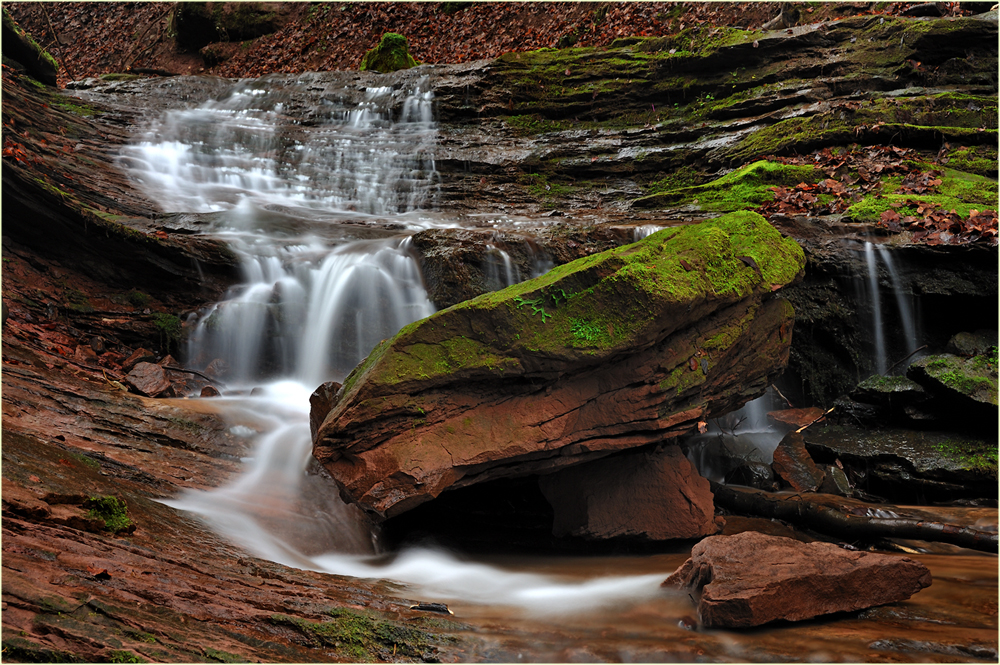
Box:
885;344;928;374
771;384;793;408
38;5;75;80
795;406;835;433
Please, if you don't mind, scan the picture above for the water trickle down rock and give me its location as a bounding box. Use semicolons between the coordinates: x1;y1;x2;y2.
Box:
313;211;805;520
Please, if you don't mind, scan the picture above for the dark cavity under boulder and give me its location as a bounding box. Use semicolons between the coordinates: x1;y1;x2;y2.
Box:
538;445;721;541
313;212;805;520
662;531;932;629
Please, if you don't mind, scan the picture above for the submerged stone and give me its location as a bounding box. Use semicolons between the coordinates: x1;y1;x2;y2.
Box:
313;212;805;520
662;531;932;629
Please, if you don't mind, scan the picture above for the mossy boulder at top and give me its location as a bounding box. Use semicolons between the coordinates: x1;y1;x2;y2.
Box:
313;211;805;520
2;8;58;86
360;32;418;73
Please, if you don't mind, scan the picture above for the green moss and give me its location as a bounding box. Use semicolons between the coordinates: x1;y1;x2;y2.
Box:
86;495;132;534
506;114;573;136
918;353;998;406
99;73;145;82
944;145;998;177
152;313;183;352
126;290;151;308
124;631;156;644
360;32;418;73
635;160;819;211
270;608;436;660
846;166;999;223
203;648;241;662
108;650;146;663
52;101;101;117
70;453;100;470
935;439;998;477
857;375;920;392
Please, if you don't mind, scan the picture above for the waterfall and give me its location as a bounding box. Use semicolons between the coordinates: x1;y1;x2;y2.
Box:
861;241;921;375
864;241;889;374
875;245;920;358
484;243;519;291
128;72;670;614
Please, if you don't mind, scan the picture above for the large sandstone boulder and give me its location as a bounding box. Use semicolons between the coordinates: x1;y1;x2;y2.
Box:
538;446;721;540
313;212;805;520
663;531;933;628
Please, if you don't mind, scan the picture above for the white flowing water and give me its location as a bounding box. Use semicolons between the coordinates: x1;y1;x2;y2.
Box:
126;73;675;614
861;241;922;375
875;244;920;359
864;241;889;374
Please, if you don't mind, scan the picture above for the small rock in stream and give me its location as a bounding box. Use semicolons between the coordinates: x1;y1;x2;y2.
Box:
410;602;453;615
663;531;932;629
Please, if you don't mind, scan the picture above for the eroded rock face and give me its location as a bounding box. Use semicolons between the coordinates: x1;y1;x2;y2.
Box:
662;531;933;629
314;212;805;520
538;445;720;540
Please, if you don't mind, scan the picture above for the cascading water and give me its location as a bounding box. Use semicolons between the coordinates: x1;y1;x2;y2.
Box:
125;72;670;614
860;241;922;375
875;244;920;359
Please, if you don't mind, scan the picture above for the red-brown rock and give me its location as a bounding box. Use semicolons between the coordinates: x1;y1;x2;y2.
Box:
125;361;174;397
122;347;156;372
662;531;933;628
771;430;825;491
766;406;825;428
200;385;221;397
539;446;721;540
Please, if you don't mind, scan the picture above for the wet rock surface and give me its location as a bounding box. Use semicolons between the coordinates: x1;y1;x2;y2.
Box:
538;445;720;541
804;423;998;503
314;212;804;520
663;531;933;628
771;431;826;492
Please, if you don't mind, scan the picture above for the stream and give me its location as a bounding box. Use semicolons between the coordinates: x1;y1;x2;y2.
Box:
105;71;996;660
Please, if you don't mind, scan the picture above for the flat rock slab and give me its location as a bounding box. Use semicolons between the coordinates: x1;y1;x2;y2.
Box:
662;531;932;629
314;212;804;520
538;445;720;541
766;406;825;428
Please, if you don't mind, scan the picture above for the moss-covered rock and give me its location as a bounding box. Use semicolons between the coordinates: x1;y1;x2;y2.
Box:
2;8;58;86
314;212;804;520
908;351;999;412
360;32;418;73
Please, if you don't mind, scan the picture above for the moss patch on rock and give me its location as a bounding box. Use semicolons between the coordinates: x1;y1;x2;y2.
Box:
634;160;819;211
270;608;442;661
908;352;998;407
360;32;418;73
845;166;1000;223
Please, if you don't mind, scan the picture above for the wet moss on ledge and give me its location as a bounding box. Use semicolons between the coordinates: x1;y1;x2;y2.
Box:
634;160;819;211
